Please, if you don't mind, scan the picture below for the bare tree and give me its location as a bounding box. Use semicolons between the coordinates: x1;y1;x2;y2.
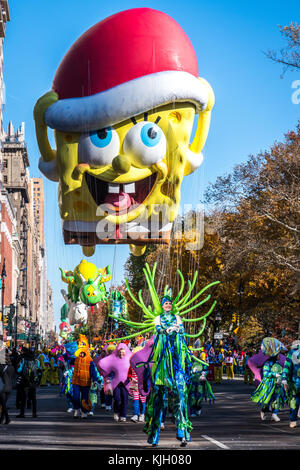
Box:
265;22;300;76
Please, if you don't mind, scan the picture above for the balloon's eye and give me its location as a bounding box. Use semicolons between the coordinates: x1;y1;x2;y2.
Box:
90;128;112;148
123;120;166;168
140;123;161;147
78;127;120;166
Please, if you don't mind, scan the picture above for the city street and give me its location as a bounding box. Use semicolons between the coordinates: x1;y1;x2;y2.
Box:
1;378;300;451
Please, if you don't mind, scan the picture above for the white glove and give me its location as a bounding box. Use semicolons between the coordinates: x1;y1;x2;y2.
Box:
281;379;288;390
166;324;180;334
166;326;176;334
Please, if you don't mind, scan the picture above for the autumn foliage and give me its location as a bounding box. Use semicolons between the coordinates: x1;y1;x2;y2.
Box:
125;124;300;349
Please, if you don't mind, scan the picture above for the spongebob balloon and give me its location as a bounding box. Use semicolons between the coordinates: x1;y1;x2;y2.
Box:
34;8;214;256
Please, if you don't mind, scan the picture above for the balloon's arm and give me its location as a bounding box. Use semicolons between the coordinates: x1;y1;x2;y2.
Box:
33;91;58;163
184;78;215;176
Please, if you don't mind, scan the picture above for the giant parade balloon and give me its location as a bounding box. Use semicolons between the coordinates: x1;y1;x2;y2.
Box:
34;8;214;256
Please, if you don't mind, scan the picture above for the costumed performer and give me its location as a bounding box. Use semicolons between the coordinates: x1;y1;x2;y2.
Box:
95;342;131;422
250;337;287;422
281;340;300;428
188;361;216;417
106;264;219;447
72;335;99;418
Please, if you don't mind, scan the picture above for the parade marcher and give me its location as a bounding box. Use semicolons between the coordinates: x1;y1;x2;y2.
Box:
128;366;147;423
15;348;42;419
103;344;116;411
188;362;215;417
143;296;194;447
207;345;215;364
49;350;60;385
112;345;131;422
61;366;75;412
89;377;103;416
225;351;236;379
95;342;132;422
39;349;50;386
105;263;219;447
237;352;245;375
88;366;103;416
243;351;254;385
250;338;287;422
281;340;300;428
57;354;66;396
72;335;99;419
0;366;10;425
213;348;225;384
0;350;15;425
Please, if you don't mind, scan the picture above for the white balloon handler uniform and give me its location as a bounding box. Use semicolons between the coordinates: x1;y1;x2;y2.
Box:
225;353;236;380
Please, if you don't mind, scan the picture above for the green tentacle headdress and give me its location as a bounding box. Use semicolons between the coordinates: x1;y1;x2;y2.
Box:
106;262;220;364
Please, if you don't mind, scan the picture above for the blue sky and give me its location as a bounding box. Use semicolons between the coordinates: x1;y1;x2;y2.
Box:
2;0;299;329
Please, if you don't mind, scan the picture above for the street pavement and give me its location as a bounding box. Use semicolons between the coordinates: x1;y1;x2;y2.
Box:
0;377;300;451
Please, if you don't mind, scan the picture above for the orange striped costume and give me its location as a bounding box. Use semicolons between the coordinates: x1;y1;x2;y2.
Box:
72;356;93;387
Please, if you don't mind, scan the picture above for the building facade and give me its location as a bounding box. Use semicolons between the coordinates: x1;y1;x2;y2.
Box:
1;123;54;346
0;0;9;355
0;2;54;349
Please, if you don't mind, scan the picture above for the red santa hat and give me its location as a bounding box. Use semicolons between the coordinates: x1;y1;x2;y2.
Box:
45;8;210;133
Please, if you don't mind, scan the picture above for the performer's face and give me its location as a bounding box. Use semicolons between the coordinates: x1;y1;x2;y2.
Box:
118;348;126;358
162;301;172;312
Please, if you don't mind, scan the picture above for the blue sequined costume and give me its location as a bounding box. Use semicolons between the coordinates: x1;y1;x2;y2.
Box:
144;310;193;445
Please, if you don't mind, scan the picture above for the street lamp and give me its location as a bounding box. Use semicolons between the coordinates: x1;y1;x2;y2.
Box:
213;312;222;347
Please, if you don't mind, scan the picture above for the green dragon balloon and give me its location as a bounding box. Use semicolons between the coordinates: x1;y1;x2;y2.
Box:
60;259;112;306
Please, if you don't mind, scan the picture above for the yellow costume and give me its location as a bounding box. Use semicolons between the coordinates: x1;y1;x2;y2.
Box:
225;353;236;379
49;355;60;385
39;351;50;386
214;349;224;384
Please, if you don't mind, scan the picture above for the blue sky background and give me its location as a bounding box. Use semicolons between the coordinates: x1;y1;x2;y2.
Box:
2;0;299;329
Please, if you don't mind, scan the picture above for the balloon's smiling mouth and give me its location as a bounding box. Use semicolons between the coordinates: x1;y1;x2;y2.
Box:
85;172;157;214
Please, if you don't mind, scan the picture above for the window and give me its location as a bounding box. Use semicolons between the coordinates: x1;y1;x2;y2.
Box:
3;175;7;183
3;159;7;168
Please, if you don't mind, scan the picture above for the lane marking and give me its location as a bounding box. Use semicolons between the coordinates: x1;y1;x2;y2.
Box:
201;435;230;450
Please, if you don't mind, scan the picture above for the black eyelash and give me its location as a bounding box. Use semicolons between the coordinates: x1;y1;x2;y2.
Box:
131;114;161;125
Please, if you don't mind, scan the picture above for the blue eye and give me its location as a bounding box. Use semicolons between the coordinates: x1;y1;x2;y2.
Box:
140;123;161;147
89;128;112;148
79;127;120;166
123;120;166;167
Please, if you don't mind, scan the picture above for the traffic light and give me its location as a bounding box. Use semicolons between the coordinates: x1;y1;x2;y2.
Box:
9;303;15;317
232;313;236;322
